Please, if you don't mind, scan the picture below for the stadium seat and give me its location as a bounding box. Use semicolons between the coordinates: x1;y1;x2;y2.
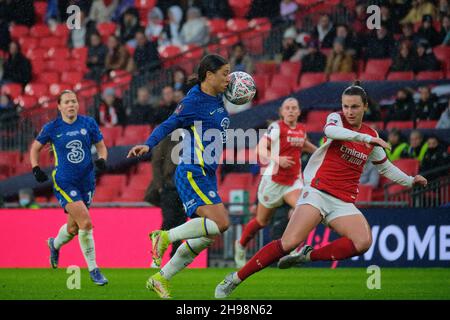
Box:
45;59;72;72
97;22;117;39
393;159;419;176
226;18;249;33
365;121;384;131
0;151;21;175
207;18;227;34
253;74;270;101
280;61;302;79
306;110;330;126
416;120;438;129
71;47;88;63
261;87;291;103
134;0;156;10
415;71;444;80
48;83;72;96
222;172;253;188
29;24;51;38
61;71;85;85
46;47;71;60
1;83;23;99
37;72;60;85
228;0;252;18
240;30;264;55
254;61;278;79
35;196;48;203
386;71;415;81
297;73;327;90
15;95;38;109
270;74;297;93
94;187;120;202
236;148;258;164
10;25;29;40
359;72;385;81
19;37;39;52
249;18;272;36
356;184;373;202
53;23;70;39
304;121;325;132
39;36;65;49
219;33;240;46
98;174;128;189
364;59;391;78
385;121;414;130
26;47;47;60
135;163;153;181
116;125;152;145
24;83;49;97
101;126;123;147
159;45;183;67
119;187;146;202
34;1;48;23
329;72;357;82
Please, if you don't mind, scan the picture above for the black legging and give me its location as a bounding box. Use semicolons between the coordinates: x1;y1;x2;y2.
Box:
160;186;186;257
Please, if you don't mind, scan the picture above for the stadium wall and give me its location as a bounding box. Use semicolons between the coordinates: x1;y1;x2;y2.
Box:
298;208;450;268
0;208;207;268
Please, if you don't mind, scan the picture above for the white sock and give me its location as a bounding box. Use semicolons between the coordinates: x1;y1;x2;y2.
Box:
160;237;213;280
232;272;242;284
168;218;220;242
53;224;74;250
78;229;98;271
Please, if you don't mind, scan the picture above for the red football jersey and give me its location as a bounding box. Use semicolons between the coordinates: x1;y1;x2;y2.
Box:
263;120;307;186
304;112;387;203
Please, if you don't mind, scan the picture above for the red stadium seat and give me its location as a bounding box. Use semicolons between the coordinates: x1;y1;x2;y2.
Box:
159;45;183;67
306;110;330;125
261;87;291;103
46;47;71;60
415;71;444;80
34;1;48;23
48;83;72;96
10;25;29;40
226;18;249;33
271;74;297;92
356;184;373;202
19;37;39;52
222;173;253;189
280;61;302;79
249;17;272;36
94;187;120;202
26;47;47;60
15;95;38;108
45;59;72;72
53;23;70;39
359;72;385;81
416;120;438;129
61;71;84;85
116;125;152;145
135;163;153;181
363;59;391;79
134;0;156;9
119;187;146;202
207;18;227;34
236;148;257;164
254;62;278;78
392;159;419;176
71;47;88;62
329;72;357;82
39;36;66;49
100;126;123;147
31;58;46;77
30;24;51;38
219;33;240;46
253;74;270;101
385;121;414;130
297;72;327;90
37;72;60;85
24;83;49;97
1;83;23;99
387;71;415;81
240;30;264;55
98;174;128;189
304;121;325;132
228;0;252;18
97;22;117;38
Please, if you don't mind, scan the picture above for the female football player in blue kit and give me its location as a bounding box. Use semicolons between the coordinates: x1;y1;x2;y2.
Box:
127;54;231;298
30;90;109;285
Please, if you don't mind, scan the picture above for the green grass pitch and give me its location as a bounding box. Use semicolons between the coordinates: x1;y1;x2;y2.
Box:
0;268;449;300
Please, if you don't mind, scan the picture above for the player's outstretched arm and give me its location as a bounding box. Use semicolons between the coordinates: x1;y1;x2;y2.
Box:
30;140;49;183
127;145;150;158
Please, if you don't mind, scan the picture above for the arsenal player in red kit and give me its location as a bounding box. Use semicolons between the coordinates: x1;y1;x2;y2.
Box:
234;97;317;268
215;82;428;298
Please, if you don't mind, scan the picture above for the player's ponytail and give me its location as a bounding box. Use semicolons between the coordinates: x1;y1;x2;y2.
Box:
343;80;368;105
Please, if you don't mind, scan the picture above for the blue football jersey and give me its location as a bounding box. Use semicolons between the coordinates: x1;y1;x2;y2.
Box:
36;115;103;181
145;84;230;175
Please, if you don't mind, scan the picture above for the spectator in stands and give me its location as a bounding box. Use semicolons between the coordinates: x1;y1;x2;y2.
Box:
105;35;130;72
68;10;97;49
324;37;354;75
172;67;189;94
229;43;254;74
174;89;185;104
312;14;336;49
8;0;35;27
281;27;299;61
0;15;10;52
436;99;450;129
359;161;380;188
247;0;280;19
145;7;165;44
280;0;298;23
439;15;450;44
180;7;209;46
412;39;441;73
386;88;415;122
416;14;442;47
18;188;39;209
161;5;183;46
153;86;177;125
365;23;395;59
381;2;401;34
45;0;59;24
127;29;161;74
386;128;409;161
438;0;449;17
118;7;140;46
398;22;420;46
334;24;360;57
1;41;32;86
415;86;441;121
301;39;326;73
406;129;429;163
364;97;382;122
127;86;155;125
400;0;438;25
86;32;108;82
196;0;233;19
111;0;134;22
99;88;126;127
420;135;448;180
89;0;118;23
350;2;368;36
390;40;416;72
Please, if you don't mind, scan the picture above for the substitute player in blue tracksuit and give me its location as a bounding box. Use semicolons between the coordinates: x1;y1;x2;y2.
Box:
127;54;231;298
30;90;108;285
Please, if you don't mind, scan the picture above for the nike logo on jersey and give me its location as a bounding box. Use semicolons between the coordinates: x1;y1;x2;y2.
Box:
209;107;225;115
56;134;63;138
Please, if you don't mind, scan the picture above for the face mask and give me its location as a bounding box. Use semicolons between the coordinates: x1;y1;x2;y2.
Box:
19;198;30;207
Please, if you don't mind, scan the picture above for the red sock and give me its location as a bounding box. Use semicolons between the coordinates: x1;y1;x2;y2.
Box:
310;237;359;261
237;239;287;281
239;218;263;247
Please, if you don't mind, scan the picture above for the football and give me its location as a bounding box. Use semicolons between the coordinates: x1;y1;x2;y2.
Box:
224;71;256;105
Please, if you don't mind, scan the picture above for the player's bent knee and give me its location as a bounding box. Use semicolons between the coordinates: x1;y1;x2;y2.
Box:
217;218;230;233
354;237;372;254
